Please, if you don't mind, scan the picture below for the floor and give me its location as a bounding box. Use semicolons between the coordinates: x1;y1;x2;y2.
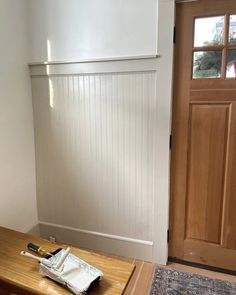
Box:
124;260;236;295
124;259;156;295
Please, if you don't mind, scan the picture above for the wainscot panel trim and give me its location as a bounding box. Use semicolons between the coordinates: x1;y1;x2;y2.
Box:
39;221;153;246
39;221;153;261
29;58;158;76
29;54;160;66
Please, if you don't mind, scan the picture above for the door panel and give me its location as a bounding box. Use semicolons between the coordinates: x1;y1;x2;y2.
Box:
184;240;236;270
186;104;230;244
223;102;236;250
170;0;236;270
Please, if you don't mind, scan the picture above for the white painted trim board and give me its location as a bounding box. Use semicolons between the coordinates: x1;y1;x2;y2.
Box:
39;221;153;262
39;221;153;246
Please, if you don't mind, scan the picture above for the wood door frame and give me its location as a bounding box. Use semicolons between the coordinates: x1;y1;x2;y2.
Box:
169;0;236;269
169;0;193;259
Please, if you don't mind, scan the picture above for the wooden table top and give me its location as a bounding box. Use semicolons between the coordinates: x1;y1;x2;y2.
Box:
0;227;135;295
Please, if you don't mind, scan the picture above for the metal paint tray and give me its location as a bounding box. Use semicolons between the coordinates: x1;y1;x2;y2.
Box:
39;248;103;294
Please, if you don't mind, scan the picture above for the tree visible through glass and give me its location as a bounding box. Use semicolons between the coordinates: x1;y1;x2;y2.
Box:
193;14;236;79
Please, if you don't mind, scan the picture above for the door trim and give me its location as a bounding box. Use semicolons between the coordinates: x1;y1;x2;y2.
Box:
153;0;175;264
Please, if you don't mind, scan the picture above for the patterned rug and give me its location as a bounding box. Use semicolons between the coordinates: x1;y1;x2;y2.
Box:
150;267;236;295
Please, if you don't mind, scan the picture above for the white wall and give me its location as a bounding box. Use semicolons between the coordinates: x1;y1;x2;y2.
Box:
29;0;175;263
0;0;38;233
0;0;173;262
29;0;158;62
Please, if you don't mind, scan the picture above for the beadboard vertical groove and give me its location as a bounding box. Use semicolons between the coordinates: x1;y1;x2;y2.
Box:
31;61;158;260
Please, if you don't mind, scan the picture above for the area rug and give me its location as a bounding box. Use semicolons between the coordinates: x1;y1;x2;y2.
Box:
150;267;236;295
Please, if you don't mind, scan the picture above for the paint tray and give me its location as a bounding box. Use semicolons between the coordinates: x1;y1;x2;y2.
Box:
39;248;103;294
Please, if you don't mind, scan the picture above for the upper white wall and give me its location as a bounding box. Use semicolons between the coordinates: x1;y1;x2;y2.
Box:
0;0;38;232
29;0;158;62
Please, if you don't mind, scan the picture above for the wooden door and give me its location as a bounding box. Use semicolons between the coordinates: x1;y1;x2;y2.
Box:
169;0;236;270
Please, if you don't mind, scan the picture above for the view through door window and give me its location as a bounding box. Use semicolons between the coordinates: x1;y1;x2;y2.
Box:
193;14;236;79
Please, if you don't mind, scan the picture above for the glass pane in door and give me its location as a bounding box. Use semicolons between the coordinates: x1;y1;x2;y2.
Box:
229;15;236;44
226;49;236;78
194;16;224;47
193;51;222;78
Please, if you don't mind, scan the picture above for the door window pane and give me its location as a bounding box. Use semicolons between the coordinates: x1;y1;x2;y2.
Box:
194;16;224;47
229;15;236;44
226;49;236;78
193;51;222;79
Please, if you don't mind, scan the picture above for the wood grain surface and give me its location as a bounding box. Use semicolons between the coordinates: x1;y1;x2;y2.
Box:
169;0;236;270
0;227;135;295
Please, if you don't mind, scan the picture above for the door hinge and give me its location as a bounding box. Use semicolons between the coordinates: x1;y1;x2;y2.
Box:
169;134;172;150
173;26;176;44
167;229;170;243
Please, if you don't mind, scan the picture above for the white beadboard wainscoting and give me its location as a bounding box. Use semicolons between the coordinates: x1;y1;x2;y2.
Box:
30;58;157;261
30;0;174;264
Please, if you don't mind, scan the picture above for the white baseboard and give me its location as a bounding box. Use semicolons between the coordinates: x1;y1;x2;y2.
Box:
21;221;40;236
39;221;153;261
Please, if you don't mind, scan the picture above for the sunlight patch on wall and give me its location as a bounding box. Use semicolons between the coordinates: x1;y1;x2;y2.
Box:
47;39;52;62
49;78;54;108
